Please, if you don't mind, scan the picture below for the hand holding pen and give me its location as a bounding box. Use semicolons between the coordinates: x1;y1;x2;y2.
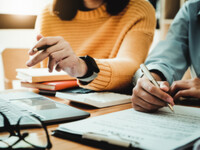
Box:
26;35;88;78
131;64;174;113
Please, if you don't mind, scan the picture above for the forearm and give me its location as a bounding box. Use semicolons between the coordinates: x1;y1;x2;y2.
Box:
78;32;153;91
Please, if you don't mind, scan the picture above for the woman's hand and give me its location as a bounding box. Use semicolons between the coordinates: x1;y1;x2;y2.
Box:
131;73;174;112
26;35;88;77
170;78;200;100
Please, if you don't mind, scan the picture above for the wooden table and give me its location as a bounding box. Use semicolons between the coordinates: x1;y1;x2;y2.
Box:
36;94;132;150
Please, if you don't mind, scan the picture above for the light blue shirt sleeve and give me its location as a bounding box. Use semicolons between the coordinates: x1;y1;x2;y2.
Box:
145;3;190;85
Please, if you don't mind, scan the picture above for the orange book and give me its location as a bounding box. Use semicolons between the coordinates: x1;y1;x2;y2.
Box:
21;80;78;91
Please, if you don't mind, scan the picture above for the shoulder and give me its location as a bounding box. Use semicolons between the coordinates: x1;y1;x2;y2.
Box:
182;0;200;11
39;3;56;19
37;3;60;23
121;0;155;19
187;0;200;5
177;0;200;20
126;0;155;14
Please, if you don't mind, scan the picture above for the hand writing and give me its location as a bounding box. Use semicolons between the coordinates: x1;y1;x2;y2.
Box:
131;73;174;112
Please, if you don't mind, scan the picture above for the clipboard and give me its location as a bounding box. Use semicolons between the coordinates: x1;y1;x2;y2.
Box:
52;130;140;150
52;106;200;150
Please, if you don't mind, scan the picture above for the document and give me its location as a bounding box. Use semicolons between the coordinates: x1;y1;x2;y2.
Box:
56;105;200;150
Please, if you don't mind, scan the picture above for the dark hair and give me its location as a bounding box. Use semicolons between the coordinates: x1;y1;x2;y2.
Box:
52;0;130;20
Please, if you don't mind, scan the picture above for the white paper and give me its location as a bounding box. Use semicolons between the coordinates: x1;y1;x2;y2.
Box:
58;105;200;150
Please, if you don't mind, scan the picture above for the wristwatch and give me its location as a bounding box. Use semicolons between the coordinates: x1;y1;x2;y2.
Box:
132;68;166;86
78;55;100;82
132;68;143;87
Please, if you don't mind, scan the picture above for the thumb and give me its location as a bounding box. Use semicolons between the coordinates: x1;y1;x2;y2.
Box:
158;81;170;92
37;34;43;41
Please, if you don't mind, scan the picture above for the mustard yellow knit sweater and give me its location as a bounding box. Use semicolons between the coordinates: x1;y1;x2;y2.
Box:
35;0;156;91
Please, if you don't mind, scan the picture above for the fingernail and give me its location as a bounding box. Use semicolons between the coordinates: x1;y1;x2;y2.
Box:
48;69;52;73
167;97;174;105
26;61;31;66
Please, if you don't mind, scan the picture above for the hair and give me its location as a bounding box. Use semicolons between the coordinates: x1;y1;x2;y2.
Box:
52;0;130;20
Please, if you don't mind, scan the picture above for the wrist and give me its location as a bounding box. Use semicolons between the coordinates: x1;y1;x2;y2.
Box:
78;58;88;77
151;72;162;81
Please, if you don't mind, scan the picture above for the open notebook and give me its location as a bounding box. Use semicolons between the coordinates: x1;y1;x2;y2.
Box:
53;105;200;150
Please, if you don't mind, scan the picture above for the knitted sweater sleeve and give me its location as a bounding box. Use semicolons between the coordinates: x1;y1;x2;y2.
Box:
78;1;156;91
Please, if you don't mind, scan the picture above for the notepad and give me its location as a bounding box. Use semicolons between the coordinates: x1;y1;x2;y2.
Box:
55;92;132;108
53;105;200;150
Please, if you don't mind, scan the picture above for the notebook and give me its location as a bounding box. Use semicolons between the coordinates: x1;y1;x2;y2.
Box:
53;105;200;150
56;91;132;108
16;68;75;83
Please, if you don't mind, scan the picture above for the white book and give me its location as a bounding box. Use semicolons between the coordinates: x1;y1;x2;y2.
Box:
16;68;75;83
54;105;200;150
56;92;132;108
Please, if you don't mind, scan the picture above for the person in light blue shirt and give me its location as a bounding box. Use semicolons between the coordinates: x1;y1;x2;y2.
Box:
132;0;200;112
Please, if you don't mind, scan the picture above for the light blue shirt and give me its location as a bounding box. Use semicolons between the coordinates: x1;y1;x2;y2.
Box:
145;0;200;85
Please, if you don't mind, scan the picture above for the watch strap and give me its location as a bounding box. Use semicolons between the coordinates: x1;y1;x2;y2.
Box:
78;55;99;82
78;72;98;82
132;68;143;86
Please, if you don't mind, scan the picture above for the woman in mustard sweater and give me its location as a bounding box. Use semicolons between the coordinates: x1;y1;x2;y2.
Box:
27;0;156;91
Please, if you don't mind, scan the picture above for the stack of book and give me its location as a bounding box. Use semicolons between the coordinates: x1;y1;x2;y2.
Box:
16;68;78;95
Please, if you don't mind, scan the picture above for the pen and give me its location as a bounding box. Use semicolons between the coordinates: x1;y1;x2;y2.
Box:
33;45;52;52
140;64;174;112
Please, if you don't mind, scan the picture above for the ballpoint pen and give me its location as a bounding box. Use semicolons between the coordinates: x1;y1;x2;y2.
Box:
33;45;52;52
140;64;174;112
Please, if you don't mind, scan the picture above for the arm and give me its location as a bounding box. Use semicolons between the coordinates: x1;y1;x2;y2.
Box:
131;2;191;112
145;3;190;85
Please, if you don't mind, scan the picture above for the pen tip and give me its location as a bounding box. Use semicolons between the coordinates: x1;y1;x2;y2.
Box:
168;104;174;113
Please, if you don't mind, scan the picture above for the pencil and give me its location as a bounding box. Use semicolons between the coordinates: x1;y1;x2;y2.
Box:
140;64;174;112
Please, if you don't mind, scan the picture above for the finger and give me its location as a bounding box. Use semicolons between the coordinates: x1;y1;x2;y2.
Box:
26;50;49;67
132;88;162;112
48;56;56;73
29;36;62;55
137;96;163;111
48;50;69;72
55;64;62;72
132;103;149;112
56;55;79;76
138;78;174;105
170;80;191;96
27;41;69;67
159;81;170;92
37;34;43;41
132;97;159;113
173;89;200;100
136;88;166;107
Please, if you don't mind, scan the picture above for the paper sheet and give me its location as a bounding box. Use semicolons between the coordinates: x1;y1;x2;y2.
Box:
58;105;200;150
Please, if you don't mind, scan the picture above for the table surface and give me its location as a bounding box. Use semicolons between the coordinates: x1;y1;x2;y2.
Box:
48;96;133;150
3;89;132;150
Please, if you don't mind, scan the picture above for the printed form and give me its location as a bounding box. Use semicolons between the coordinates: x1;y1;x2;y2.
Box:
58;105;200;150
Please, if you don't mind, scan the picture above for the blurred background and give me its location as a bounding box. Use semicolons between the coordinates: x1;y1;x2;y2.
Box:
0;0;187;90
